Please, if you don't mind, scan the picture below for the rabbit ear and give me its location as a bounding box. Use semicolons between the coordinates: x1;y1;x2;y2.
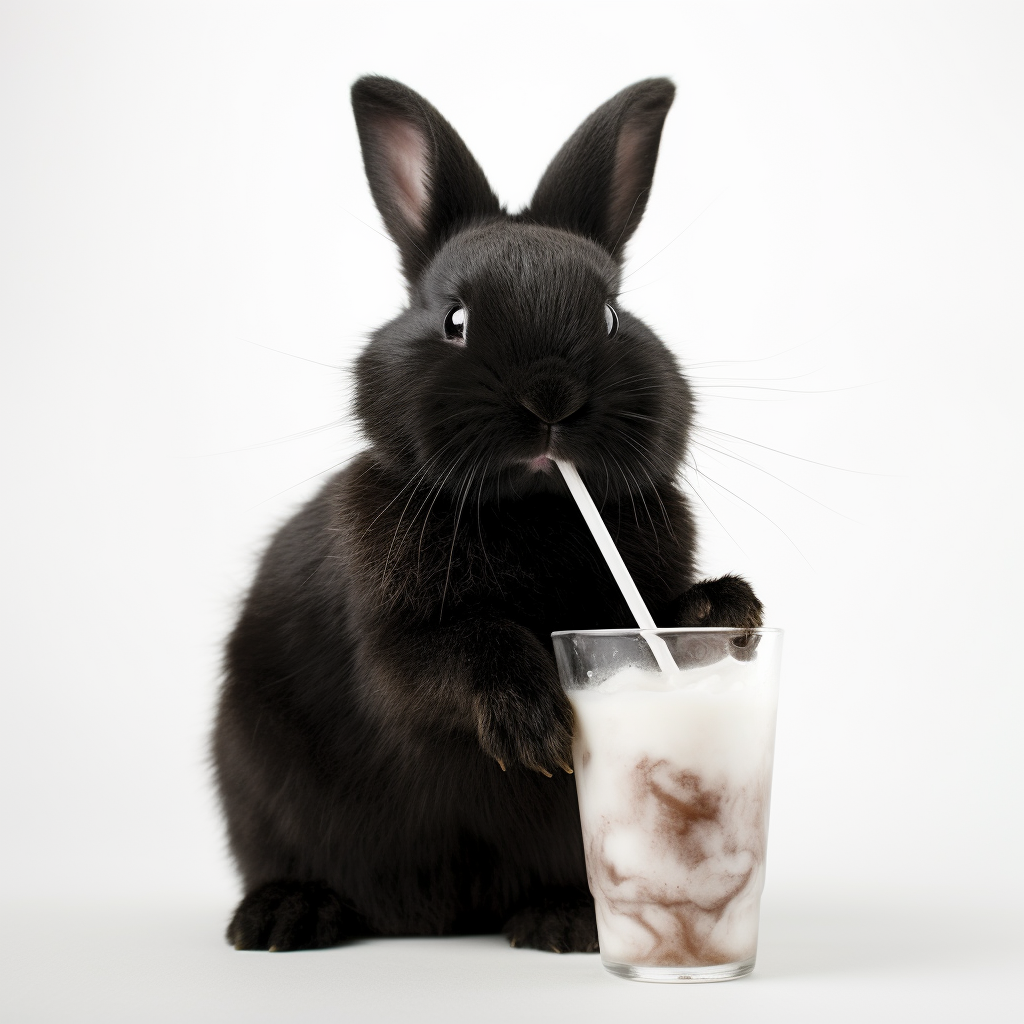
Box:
526;78;675;260
351;76;501;280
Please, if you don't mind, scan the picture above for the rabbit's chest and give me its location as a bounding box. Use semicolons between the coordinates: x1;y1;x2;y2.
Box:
457;512;650;632
375;486;691;630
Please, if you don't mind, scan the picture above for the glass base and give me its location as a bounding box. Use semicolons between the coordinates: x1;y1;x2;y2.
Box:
602;956;756;984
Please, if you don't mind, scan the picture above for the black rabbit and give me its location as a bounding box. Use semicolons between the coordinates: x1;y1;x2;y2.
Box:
213;75;763;954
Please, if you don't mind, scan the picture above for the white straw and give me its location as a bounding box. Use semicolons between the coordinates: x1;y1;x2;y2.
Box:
555;459;677;673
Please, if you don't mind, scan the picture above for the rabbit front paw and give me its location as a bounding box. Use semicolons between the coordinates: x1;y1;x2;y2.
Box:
672;575;764;663
474;674;574;776
675;574;763;629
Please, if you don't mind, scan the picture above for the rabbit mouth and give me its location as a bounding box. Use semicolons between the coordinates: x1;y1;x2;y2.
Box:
527;455;556;474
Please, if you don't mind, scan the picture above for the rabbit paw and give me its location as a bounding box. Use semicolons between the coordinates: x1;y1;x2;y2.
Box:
675;575;763;628
504;892;599;953
474;673;574;776
226;881;359;951
672;575;764;663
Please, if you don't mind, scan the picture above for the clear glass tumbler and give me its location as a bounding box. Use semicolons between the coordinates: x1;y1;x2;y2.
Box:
551;627;783;983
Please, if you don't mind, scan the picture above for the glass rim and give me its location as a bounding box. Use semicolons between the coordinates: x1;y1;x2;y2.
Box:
550;626;783;638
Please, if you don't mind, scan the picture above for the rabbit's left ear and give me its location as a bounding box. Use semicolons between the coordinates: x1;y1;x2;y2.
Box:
526;78;675;260
351;76;501;282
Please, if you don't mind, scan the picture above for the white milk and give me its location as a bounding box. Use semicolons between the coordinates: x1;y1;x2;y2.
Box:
569;657;779;968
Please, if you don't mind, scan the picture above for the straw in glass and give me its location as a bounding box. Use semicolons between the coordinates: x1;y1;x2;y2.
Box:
555;459;677;672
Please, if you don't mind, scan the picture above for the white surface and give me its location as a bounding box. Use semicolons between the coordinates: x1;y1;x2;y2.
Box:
1;0;1022;1013
4;898;1020;1023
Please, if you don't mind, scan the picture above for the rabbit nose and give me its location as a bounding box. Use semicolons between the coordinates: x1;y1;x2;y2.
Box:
518;360;587;425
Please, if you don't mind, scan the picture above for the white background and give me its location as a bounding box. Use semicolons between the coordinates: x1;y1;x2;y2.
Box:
2;2;1021;1021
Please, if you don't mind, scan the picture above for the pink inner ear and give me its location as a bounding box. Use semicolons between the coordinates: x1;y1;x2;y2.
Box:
609;122;649;244
380;115;430;234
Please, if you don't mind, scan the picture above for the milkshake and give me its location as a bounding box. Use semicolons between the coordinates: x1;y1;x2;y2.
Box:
552;628;782;982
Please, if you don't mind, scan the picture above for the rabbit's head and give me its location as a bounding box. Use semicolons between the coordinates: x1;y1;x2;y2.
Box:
351;76;691;501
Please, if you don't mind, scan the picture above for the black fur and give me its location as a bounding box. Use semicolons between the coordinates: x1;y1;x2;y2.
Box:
213;75;763;954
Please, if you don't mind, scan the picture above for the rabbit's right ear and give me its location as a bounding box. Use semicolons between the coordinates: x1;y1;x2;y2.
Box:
351;76;501;281
526;78;675;261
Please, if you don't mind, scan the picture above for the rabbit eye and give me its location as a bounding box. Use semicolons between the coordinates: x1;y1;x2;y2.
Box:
605;303;619;338
444;305;467;344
